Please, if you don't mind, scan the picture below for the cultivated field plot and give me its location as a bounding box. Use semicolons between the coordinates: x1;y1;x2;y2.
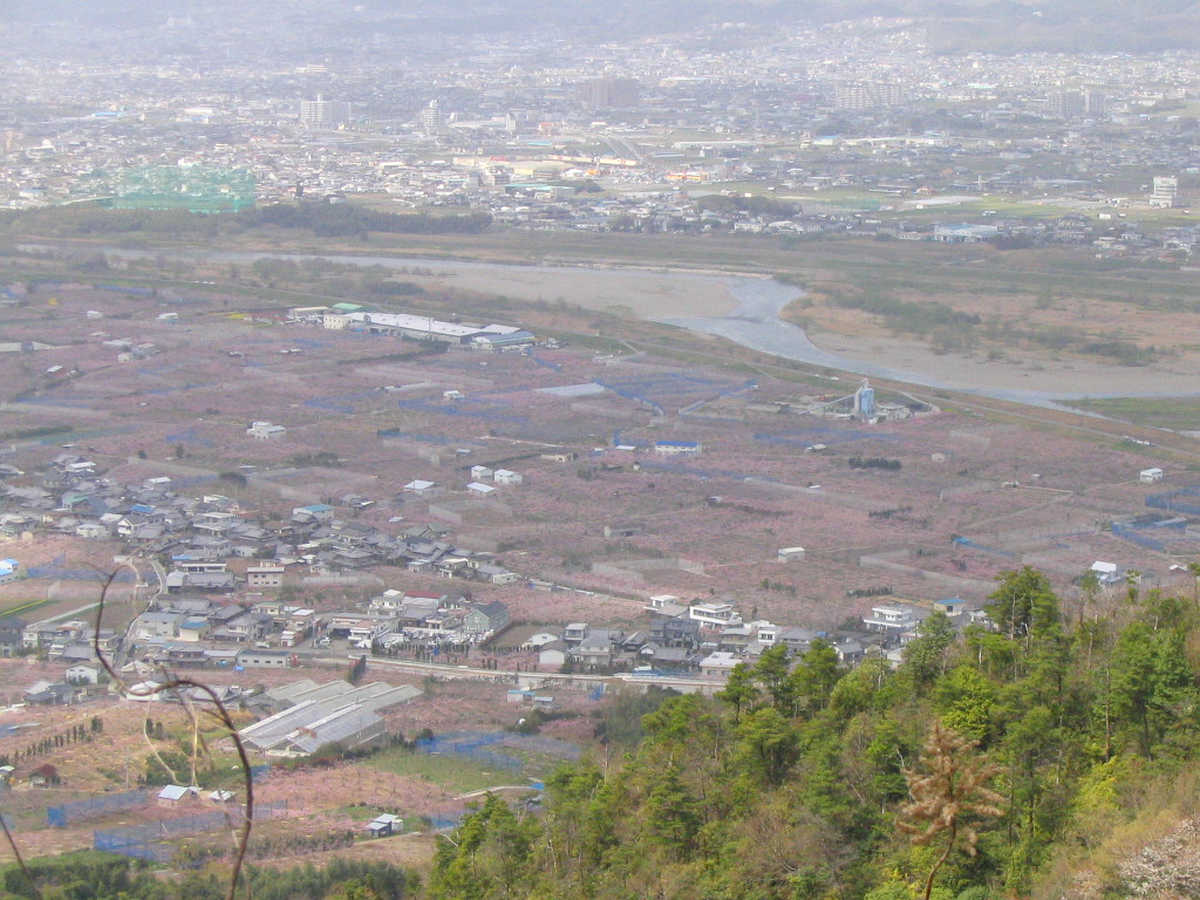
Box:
0;280;1188;628
0;666;577;868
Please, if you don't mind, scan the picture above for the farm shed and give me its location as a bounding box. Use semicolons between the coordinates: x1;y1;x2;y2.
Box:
239;681;421;756
367;813;404;837
157;785;197;807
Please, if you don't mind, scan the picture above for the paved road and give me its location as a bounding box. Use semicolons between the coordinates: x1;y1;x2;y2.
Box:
337;653;723;695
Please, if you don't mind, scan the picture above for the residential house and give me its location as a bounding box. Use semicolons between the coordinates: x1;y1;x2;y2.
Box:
653;616;700;648
75;521;109;540
638;643;694;673
933;597;968;618
0;617;24;657
834;638;865;665
777;626;818;654
863;604;920;633
463;601;510;637
474;563;519;585
178;618;210;642
688;602;742;628
133;612;180;641
235;649;293;669
292;504;334;523
699;651;741;679
64;664;99;684
493;469;523;486
165;570;235;593
563;623;589;643
24;680;76;705
368;589;406;614
538;641;568;670
570;630;615;669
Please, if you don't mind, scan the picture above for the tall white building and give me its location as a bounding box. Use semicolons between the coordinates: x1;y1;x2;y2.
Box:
300;95;351;128
420;100;444;137
834;81;904;111
1150;176;1179;209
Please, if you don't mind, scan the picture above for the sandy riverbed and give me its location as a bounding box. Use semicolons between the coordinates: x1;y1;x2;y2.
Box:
411;261;742;319
807;330;1200;400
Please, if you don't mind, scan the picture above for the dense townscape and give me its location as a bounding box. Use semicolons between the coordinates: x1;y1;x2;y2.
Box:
5;3;1200;260
4;2;1200;899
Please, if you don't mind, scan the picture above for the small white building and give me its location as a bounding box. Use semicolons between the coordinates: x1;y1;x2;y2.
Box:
699;651;741;679
157;784;198;807
323;313;350;330
645;594;688;617
65;664;99;684
405;479;439;495
493;469;523;486
688;603;742;627
777;546;805;562
247;565;285;588
1090;560;1122;584
863;604;918;632
467;481;495;496
654;440;702;456
1139;467;1164;483
469;465;494;481
247;421;286;440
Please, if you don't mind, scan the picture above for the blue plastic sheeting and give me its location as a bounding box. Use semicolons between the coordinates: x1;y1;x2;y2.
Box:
27;556;136;581
395;397;529;425
753;425;900;447
376;429;451;443
93;800;288;859
951;536;1016;558
1147;485;1200;517
1111;523;1165;551
48;790;150;827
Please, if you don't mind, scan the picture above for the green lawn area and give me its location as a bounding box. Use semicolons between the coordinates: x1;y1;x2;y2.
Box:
367;748;521;793
0;596;58;618
1066;396;1200;432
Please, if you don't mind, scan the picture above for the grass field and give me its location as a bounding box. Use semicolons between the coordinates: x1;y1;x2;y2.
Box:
1065;396;1200;432
366;747;523;794
0;595;59;619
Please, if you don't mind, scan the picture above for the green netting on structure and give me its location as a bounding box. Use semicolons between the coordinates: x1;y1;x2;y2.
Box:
113;166;255;213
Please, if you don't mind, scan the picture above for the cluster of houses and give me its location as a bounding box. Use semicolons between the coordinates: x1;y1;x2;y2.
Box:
519;593;988;680
115;589;512;667
0;454;524;589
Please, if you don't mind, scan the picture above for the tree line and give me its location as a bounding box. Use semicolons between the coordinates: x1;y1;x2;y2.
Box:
1;852;416;899
0;201;491;239
429;565;1200;898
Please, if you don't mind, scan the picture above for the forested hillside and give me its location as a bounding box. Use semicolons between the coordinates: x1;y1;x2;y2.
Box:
430;567;1200;899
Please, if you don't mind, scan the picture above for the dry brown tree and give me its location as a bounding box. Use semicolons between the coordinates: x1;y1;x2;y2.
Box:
898;721;1004;900
0;566;256;900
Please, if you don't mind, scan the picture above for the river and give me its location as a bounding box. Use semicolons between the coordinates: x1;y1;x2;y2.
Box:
40;244;1197;410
